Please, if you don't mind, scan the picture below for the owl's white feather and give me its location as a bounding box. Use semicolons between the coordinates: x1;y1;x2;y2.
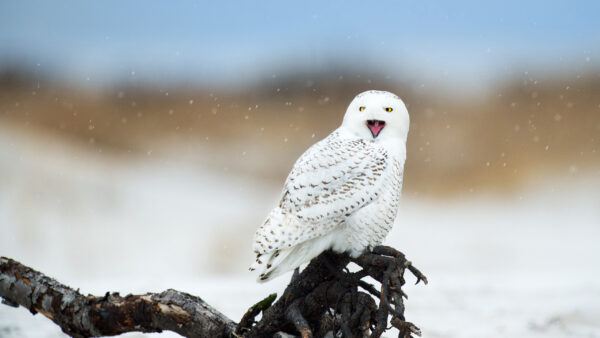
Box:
251;90;410;282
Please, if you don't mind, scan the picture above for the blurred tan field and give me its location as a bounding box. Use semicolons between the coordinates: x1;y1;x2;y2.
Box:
2;70;599;197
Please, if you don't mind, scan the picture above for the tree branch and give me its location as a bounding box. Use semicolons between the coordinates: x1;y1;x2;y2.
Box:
0;257;236;337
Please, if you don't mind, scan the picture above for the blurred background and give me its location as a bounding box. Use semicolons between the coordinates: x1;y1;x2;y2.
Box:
1;1;599;337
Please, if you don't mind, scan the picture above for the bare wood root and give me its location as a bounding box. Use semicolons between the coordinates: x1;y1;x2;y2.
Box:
242;246;426;338
353;245;427;338
2;245;426;338
235;293;277;336
285;300;313;338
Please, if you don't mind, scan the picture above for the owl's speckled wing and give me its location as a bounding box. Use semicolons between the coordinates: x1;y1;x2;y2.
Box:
251;130;390;280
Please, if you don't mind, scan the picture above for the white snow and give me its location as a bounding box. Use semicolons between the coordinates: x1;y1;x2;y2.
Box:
1;126;599;337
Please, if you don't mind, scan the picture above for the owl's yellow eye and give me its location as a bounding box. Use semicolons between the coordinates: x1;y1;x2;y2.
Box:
359;106;365;111
385;107;393;112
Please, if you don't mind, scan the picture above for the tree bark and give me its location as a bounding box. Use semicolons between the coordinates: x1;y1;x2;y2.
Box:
0;257;236;337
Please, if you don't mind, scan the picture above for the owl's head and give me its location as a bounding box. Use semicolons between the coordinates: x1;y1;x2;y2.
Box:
341;90;410;142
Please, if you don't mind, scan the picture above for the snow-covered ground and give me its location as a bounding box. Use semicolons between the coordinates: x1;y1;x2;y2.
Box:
1;127;599;337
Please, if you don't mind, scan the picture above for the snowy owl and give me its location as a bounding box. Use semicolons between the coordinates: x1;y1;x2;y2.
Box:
250;90;409;282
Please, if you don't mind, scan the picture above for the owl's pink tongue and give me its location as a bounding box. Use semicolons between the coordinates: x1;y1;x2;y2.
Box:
367;120;386;137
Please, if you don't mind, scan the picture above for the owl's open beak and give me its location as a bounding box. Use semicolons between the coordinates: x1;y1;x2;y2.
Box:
366;120;386;138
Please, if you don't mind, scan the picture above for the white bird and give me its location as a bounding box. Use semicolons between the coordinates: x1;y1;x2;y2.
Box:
250;90;410;282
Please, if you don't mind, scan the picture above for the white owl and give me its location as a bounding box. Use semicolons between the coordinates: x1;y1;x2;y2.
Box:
250;90;410;282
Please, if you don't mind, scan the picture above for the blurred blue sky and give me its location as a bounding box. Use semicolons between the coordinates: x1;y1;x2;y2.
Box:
1;0;599;88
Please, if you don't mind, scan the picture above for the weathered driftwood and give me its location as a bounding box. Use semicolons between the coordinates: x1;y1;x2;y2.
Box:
239;247;427;338
0;257;236;337
1;246;426;338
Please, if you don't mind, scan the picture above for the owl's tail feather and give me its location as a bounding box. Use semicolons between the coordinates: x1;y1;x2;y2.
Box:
250;233;336;283
252;246;301;283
